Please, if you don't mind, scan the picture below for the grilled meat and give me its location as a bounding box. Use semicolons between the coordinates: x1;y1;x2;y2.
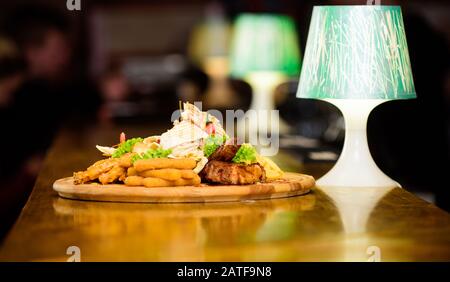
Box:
208;144;241;162
200;160;266;185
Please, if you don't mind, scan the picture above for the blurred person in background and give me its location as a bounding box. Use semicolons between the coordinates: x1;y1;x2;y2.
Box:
0;38;24;109
0;5;100;237
3;4;100;158
0;36;36;239
97;62;132;124
0;37;26;179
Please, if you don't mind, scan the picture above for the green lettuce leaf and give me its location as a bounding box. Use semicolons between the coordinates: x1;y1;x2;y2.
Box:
131;148;172;163
203;134;227;157
112;138;143;158
232;143;257;165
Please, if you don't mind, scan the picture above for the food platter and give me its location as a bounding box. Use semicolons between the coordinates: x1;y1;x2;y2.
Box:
57;103;316;203
53;172;314;203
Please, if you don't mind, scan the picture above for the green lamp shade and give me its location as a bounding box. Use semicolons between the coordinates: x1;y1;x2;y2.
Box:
297;6;416;100
230;14;301;77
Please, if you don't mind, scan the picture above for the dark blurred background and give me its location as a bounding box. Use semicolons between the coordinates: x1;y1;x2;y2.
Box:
0;0;449;238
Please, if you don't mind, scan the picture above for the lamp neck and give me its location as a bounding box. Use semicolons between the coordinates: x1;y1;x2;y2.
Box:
325;99;386;130
245;71;286;92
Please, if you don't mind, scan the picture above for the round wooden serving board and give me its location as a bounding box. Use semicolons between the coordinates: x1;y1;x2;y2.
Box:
53;172;314;203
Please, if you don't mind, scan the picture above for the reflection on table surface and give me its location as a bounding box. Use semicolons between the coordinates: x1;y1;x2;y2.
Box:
0;125;449;261
50;193;324;261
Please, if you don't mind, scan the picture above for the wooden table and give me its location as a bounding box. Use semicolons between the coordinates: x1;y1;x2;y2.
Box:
1;125;450;262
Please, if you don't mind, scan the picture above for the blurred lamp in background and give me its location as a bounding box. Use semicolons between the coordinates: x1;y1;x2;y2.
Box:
188;2;233;108
297;6;416;188
188;2;231;76
230;13;301;134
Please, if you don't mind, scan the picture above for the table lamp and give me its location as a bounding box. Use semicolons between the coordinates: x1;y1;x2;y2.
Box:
230;13;301;134
297;6;416;188
188;3;232;108
188;3;231;75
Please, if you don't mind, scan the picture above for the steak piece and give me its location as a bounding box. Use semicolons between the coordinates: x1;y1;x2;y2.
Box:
208;144;241;162
200;160;266;185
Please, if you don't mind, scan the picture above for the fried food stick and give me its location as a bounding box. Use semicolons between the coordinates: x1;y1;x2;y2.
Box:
174;174;201;186
134;158;197;171
99;165;125;185
124;176;144;186
141;175;201;187
124;174;201;187
142;177;174;187
127;167;137;176
180;170;196;179
73;171;90;184
118;153;134;168
138;169;182;181
118;171;127;182
74;158;119;184
87;158;118;180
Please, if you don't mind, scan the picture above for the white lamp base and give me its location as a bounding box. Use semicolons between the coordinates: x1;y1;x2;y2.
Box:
238;72;290;136
317;99;400;189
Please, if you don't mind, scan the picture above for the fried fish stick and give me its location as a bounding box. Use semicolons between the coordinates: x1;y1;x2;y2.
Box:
180;170;196;179
134;158;197;171
142;177;174;188
99;165;125;184
124;176;144;186
127;167;137;176
138;169;182;181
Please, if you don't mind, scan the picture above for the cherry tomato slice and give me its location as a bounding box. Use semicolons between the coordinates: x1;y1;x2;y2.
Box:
120;132;126;144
